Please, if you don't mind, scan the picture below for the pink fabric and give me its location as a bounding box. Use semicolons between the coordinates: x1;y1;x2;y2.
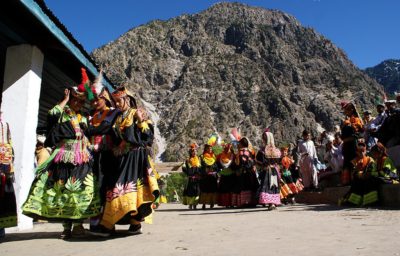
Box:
259;192;281;205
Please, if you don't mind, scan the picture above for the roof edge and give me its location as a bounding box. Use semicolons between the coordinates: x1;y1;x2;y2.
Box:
19;0;115;91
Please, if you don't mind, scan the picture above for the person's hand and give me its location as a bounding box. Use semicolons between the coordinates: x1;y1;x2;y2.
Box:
63;89;70;102
59;89;70;109
135;107;148;122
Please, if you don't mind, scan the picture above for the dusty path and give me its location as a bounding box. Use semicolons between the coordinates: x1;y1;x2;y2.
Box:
1;203;399;256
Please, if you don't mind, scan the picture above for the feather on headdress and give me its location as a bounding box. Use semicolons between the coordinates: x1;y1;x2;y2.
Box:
77;68;94;101
92;70;104;96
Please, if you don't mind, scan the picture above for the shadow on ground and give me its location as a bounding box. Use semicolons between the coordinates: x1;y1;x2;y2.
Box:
0;230;142;243
157;203;397;216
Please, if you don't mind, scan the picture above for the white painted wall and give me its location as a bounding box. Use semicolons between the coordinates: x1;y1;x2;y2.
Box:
1;44;44;230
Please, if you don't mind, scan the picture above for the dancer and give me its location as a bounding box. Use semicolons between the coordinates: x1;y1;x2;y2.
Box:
98;86;159;234
182;143;201;209
217;143;236;207
23;70;101;239
235;137;258;207
199;144;218;209
256;131;281;210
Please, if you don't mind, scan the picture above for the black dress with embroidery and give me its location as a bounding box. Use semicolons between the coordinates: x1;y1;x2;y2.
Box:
22;105;101;221
256;151;281;205
234;148;258;207
86;108;120;205
199;155;219;205
182;158;201;205
99;108;159;229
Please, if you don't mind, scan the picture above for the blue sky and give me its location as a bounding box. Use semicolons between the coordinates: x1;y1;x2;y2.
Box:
44;0;400;69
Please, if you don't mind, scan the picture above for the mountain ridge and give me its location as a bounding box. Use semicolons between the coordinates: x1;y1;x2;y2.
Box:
365;59;400;95
92;2;383;161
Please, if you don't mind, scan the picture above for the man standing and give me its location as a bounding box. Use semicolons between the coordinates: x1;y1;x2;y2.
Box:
297;130;319;190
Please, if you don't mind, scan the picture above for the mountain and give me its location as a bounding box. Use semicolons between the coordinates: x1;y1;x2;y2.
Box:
365;59;400;95
92;2;383;162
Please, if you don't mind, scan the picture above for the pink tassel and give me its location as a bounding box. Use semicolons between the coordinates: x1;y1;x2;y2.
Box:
54;146;65;163
74;141;82;165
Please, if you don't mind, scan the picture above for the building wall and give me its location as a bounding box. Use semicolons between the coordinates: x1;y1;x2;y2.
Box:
2;44;43;230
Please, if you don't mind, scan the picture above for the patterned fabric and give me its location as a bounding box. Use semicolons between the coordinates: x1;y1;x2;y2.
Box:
259;192;281;205
23;105;101;221
100;108;159;229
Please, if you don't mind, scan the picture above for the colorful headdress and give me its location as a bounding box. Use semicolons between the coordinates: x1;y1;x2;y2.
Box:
77;68;94;101
265;145;281;159
262;129;275;147
111;86;128;99
92;71;114;106
189;143;199;150
70;85;86;100
207;132;221;146
111;86;137;108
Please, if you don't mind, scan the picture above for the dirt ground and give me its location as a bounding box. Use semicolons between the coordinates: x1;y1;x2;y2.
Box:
1;203;400;256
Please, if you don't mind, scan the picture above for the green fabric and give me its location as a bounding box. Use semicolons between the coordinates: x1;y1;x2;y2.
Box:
22;171;101;220
348;193;362;205
48;105;87;124
182;196;199;205
362;191;379;205
283;170;291;177
0;216;17;228
378;158;397;178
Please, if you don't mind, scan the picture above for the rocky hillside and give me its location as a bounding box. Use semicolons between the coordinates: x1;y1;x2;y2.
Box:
365;59;400;95
92;2;383;161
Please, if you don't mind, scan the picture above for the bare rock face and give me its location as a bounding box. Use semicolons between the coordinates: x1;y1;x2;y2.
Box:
92;2;383;161
365;59;400;95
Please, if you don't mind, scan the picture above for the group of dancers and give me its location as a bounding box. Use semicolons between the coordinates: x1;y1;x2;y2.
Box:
181;130;304;211
1;68;160;239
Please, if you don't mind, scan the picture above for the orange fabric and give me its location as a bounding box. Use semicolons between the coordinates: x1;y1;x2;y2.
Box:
281;156;293;170
189;156;201;168
344;116;364;133
218;151;233;164
91;108;110;127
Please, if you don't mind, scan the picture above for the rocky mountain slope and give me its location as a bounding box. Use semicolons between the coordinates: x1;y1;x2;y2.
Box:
365;59;400;95
92;2;383;161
